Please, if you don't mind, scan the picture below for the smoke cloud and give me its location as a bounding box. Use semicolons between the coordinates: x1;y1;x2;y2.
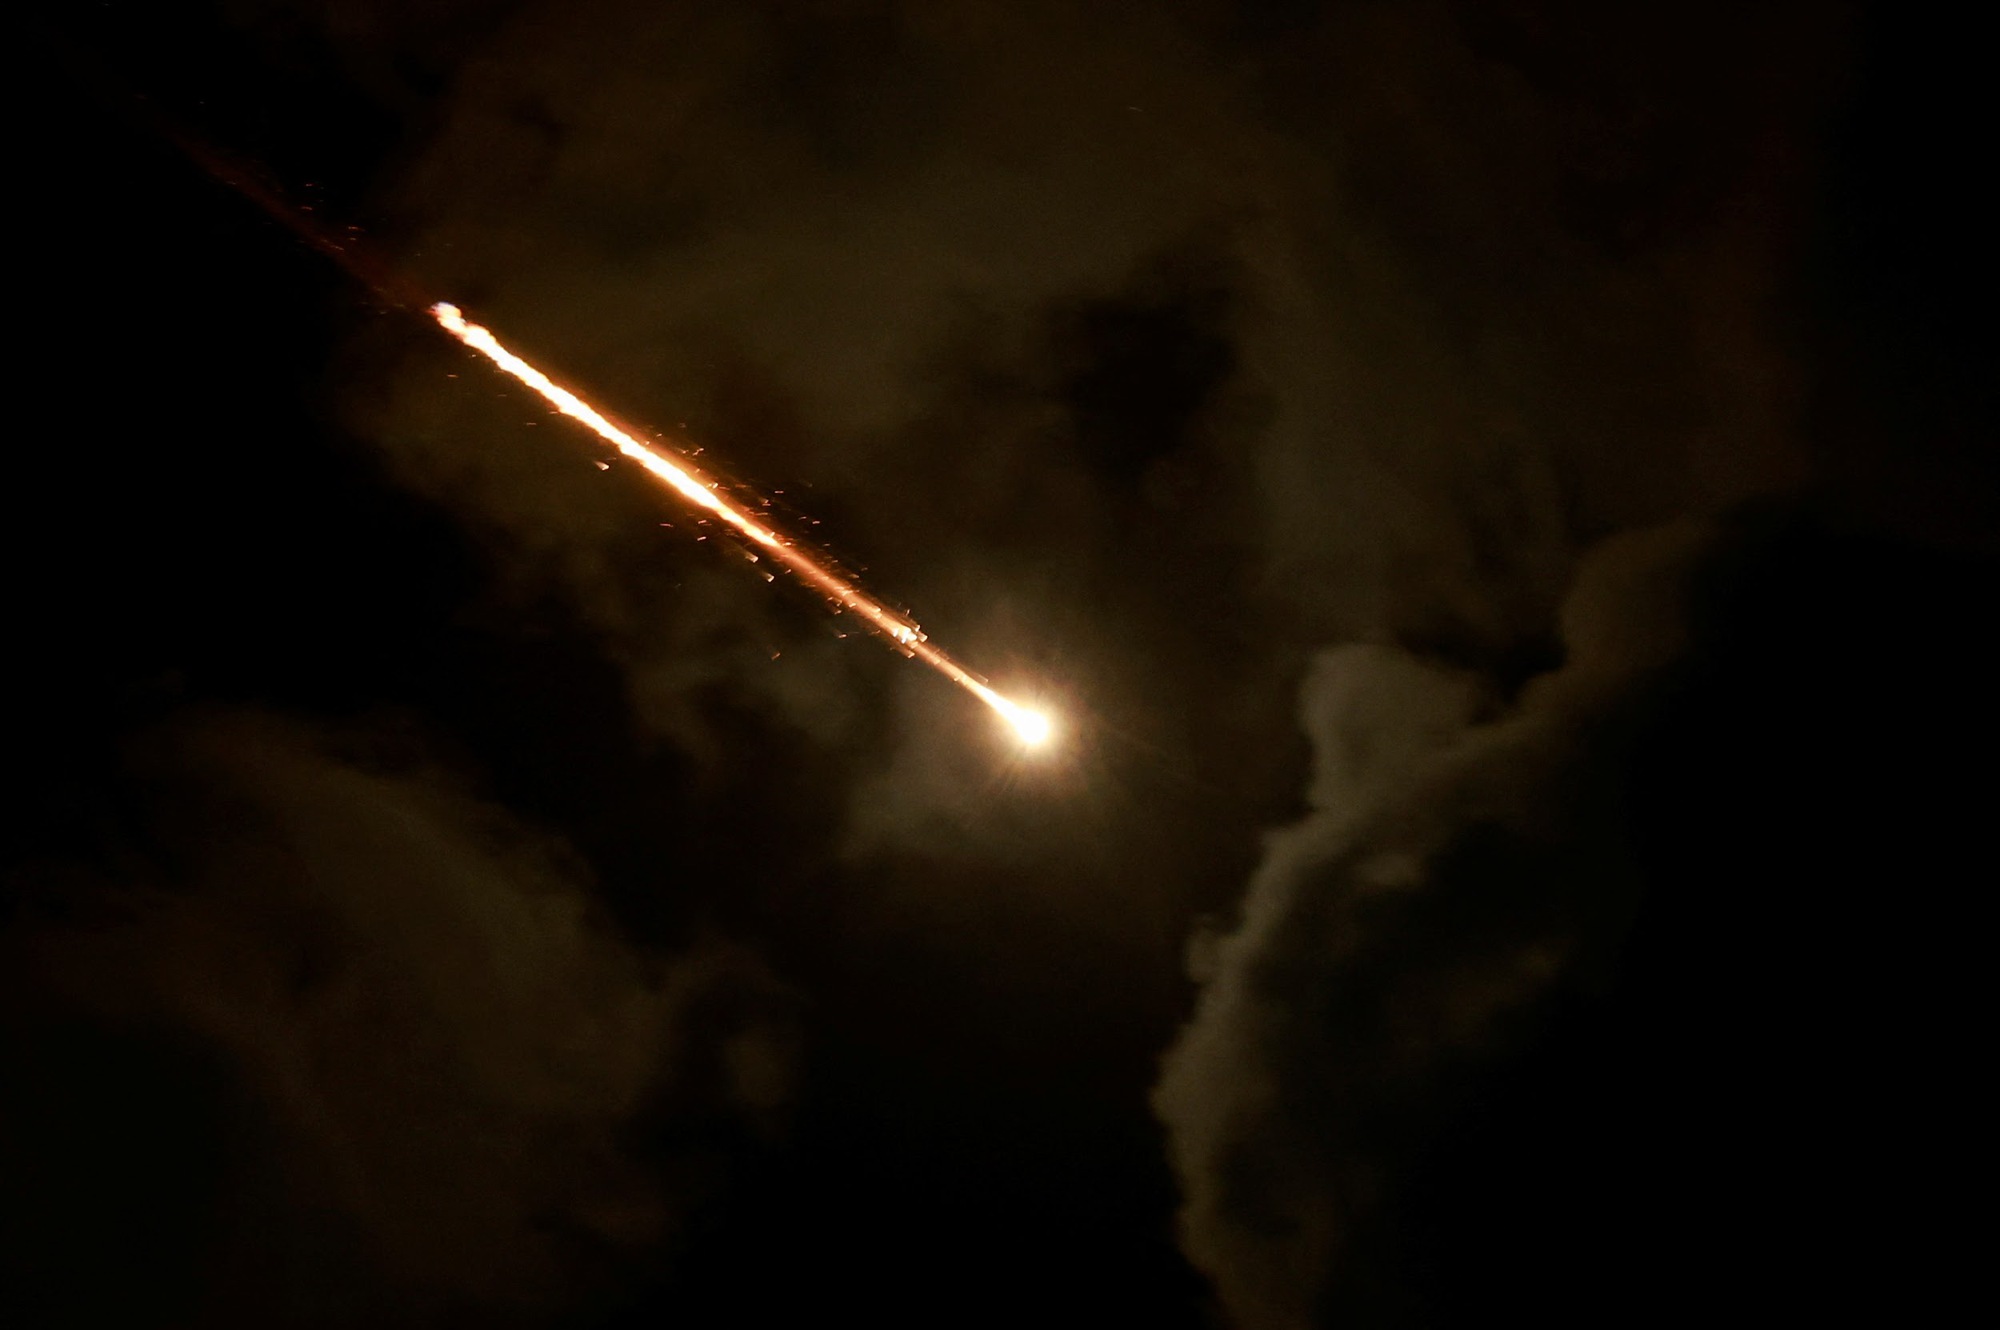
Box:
1153;522;1703;1328
3;711;792;1326
322;0;1830;784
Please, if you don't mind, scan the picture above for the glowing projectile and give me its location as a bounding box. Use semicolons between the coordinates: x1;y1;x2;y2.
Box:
430;303;1055;749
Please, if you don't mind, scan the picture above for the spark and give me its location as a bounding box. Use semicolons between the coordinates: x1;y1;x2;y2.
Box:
431;302;1057;749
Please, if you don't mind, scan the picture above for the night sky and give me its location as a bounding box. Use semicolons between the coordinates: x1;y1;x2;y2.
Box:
6;4;1993;1327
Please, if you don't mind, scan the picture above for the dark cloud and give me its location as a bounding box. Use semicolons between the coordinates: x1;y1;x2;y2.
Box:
4;712;792;1326
1154;523;1698;1327
1157;507;1998;1325
300;0;1835;783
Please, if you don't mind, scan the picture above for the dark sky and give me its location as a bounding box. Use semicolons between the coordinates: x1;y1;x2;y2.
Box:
6;3;1993;1327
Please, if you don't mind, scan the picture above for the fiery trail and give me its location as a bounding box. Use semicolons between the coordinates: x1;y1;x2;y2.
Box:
120;90;1052;747
431;303;1054;748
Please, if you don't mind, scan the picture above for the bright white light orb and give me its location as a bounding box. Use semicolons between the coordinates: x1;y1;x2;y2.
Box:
1009;707;1056;749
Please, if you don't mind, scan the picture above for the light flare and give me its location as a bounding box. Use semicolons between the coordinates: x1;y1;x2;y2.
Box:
431;302;1056;748
992;697;1056;749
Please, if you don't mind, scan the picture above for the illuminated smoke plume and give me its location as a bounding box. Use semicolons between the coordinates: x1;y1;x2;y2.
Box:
430;303;1055;750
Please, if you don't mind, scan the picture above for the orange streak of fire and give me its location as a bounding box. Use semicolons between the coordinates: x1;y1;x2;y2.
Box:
430;303;1054;747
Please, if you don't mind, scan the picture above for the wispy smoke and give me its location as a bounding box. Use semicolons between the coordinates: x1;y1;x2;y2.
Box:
311;1;1833;857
